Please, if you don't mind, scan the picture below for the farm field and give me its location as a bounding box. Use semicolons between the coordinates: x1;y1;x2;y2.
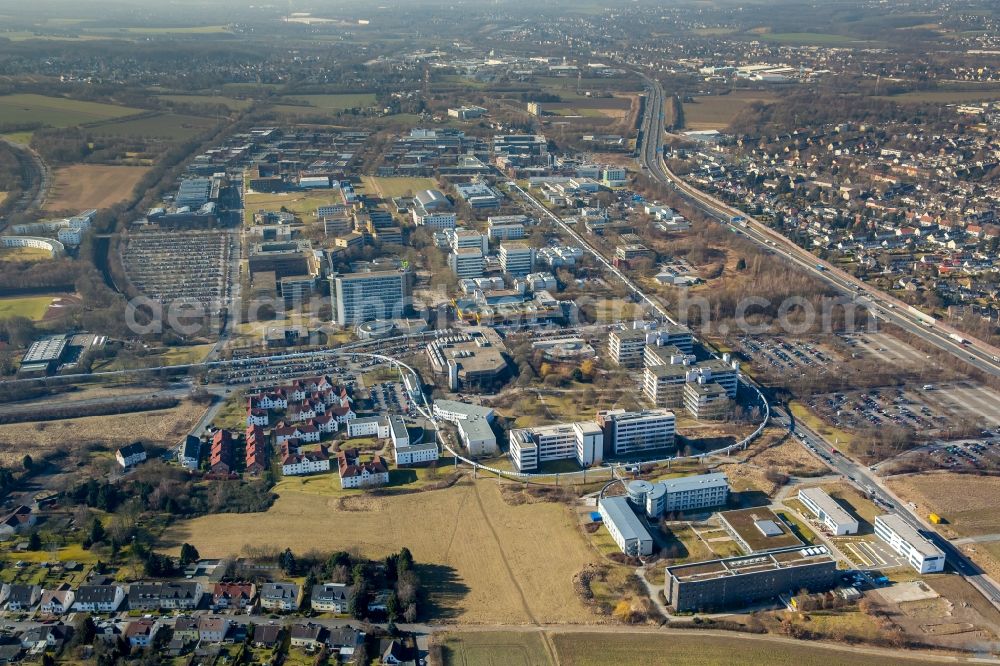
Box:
439;630;953;666
272;94;377;118
0;94;141;127
161;479;597;624
43;164;151;212
756;32;863;45
360;176;438;199
538;97;633;120
0;402;207;467
87;113;218;140
886;472;1000;538
681;90;778;130
0;294;56;320
157;94;253;111
877;90;1000;104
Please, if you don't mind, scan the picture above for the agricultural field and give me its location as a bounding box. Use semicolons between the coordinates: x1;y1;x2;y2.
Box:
0;93;141;128
681;90;778;131
537;97;633;120
161;479;597;624
0;294;57;320
438;630;953;666
87;113;219;141
877;89;1000;104
43;164;151;212
0;401;207;467
157;94;253;111
755;32;864;46
272;93;378;118
360;176;438;199
887;472;1000;539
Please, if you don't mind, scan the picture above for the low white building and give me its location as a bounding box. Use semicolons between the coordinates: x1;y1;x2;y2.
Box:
798;487;859;536
281;451;331;476
599;496;653;557
875;513;945;574
347;416;381;438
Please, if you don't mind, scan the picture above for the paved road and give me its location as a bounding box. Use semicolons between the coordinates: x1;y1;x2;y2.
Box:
635;75;1000;379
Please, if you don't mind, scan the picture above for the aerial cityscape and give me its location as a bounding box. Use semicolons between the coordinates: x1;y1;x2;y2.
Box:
1;0;1000;663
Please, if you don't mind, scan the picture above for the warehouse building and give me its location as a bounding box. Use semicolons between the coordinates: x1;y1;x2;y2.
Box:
599;496;654;558
798;487;859;536
665;546;839;612
874;514;945;574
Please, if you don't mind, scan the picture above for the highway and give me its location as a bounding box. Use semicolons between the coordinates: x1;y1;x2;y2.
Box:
636;76;1000;379
633;73;1000;610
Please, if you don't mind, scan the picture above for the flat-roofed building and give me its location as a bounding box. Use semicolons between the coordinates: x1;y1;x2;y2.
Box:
19;334;69;375
432;400;497;456
597;408;675;456
332;268;410;326
798;487;859;536
499;242;535;277
643;363;688;408
508;421;603;472
683;381;730;420
666;546;839;612
608;328;649;368
448;247;485;279
599;496;653;557
645;472;730;518
874;513;945;574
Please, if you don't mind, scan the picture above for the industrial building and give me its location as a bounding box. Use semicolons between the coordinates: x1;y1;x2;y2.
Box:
874;514;946;574
331;268;410;326
19;334;70;375
798;487;859;536
599;496;654;558
665;546;839;612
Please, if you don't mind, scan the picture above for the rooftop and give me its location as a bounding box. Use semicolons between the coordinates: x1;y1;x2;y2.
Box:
719;507;804;553
600;496;652;544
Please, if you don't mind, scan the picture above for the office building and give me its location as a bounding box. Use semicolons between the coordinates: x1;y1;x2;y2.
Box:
331;269;410;326
432;400;498;456
665;546;839;612
798;488;859;536
608;328;651;367
508;421;603;472
643;362;689;408
683;381;730;420
449;247;485;279
175;178;212;208
631;473;730;519
597;408;676;456
499;242;535;277
488;215;529;240
874;514;945;574
599;496;654;558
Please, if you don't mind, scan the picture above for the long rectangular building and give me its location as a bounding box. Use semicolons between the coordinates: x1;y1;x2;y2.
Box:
508;421;603;472
646;472;729;518
665;546;839;612
599;496;653;558
331;269;410;326
597;408;675;456
874;513;945;574
798;487;859;536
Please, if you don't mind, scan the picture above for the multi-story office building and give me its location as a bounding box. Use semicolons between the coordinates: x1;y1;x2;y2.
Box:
874;514;946;573
597;408;676;456
449;229;489;254
683;381;730;420
508;421;603;472
488;215;529;240
411;207;457;230
499;242;535;277
608;328;650;368
331;269;409;326
798;487;859;536
448;247;485;279
643;363;689;408
641;472;730;518
665;546;839;612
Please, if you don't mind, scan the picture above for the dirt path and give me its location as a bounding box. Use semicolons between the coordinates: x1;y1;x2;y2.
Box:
470;480;539;625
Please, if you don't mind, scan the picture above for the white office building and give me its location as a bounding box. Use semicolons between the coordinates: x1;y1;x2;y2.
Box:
874;513;945;574
643;472;730;518
412;206;457;230
598;408;676;456
599;496;654;557
508;421;603;472
448;247;485;279
499;242;535;277
332;269;410;326
433;400;497;456
798;487;859;536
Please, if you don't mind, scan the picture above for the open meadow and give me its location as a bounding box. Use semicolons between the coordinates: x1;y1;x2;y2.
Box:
43;164;151;212
360;176;438;199
243;189;342;224
161;479;597;624
887;472;1000;539
0;93;141;127
438;629;955;666
87;112;218;140
682;90;778;131
0;294;57;320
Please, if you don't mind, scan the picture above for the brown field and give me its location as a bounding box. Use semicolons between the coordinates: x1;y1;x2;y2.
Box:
682;90;777;131
0;401;206;466
886;472;1000;539
43;164;151;212
161;479;597;624
716;428;826;496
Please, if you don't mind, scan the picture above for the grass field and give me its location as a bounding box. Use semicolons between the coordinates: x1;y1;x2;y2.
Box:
360;176;438;199
0;295;55;320
243;190;342;224
87;113;218;140
756;32;862;46
280;93;377;110
44;164;151;212
0;402;207;467
877;90;1000;104
887;472;1000;538
0;246;52;263
157;94;252;111
162;479;597;624
788;400;855;447
682;90;777;131
0;94;141;127
439;630;953;666
0;131;33;144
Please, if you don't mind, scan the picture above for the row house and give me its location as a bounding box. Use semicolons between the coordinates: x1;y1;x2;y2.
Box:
337;450;389;489
246;426;268;476
210;430;236;475
281;449;331;476
127;582;203;611
211;582;256;610
274;423;321;445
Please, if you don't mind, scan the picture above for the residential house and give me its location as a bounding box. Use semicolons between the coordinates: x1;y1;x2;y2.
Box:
311;583;350;613
245;426;268;476
116;442;147;469
326;628;364;660
281;449;331;476
1;584;40;611
210;430;236;475
172;617;199;646
128;582;203;611
20;624;69;652
211;582;256;610
253;624;283;649
197;617;230;643
39;588;74;615
0;505;36;536
125;620;159;649
380;638;416;666
337;450;389;489
290;623;326;651
179;435;201;470
259;582;300;611
73;583;125;613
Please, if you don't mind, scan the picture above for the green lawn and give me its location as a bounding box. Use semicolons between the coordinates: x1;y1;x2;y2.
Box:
0;295;54;320
157;94;252;111
280;93;377;111
360;176;438;199
439;630;551;666
0;93;141;127
757;32;863;45
87;113;219;140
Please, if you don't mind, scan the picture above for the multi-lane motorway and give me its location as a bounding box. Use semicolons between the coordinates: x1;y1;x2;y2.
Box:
637;76;1000;379
634;73;1000;609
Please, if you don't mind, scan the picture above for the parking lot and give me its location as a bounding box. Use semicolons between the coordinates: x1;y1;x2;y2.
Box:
842;332;933;369
736;335;835;373
122;229;236;309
